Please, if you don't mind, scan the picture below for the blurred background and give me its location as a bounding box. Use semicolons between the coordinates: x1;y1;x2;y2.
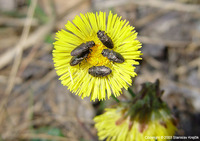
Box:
0;0;200;140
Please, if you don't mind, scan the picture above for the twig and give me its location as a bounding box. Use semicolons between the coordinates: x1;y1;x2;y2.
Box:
0;0;38;126
130;0;200;13
0;16;38;27
18;43;41;76
5;0;38;95
93;0;127;11
175;57;200;77
0;21;55;71
19;133;74;141
32;69;57;92
57;0;91;20
163;79;200;112
76;116;98;141
93;0;200;14
134;10;168;28
0;0;88;70
0;75;22;85
137;36;200;47
144;56;163;69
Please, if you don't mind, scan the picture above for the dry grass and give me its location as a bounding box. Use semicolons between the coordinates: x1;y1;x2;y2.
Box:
0;0;200;140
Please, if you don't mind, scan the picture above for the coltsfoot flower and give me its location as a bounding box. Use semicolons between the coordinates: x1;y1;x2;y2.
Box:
94;80;177;141
53;11;142;101
94;107;177;141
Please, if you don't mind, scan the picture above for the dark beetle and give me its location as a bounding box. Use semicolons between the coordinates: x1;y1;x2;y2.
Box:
97;30;113;49
71;41;95;56
102;49;125;63
70;51;89;66
88;66;112;77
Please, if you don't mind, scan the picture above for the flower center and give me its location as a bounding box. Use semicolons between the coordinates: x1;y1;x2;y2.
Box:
86;41;110;66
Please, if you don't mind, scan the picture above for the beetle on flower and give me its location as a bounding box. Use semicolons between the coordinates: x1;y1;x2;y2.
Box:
52;11;142;101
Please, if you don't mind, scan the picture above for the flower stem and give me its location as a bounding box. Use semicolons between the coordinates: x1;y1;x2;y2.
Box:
111;94;120;103
128;87;136;97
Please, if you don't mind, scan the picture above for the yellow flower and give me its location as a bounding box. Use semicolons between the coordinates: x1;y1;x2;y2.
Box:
53;11;142;101
94;107;177;141
94;80;177;141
